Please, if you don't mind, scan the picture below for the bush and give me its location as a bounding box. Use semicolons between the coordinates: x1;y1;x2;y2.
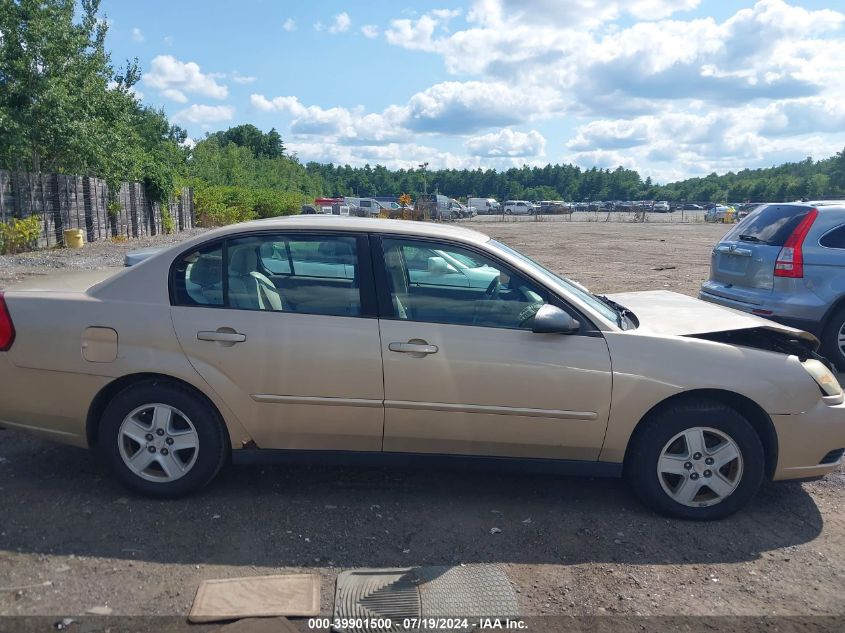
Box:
0;216;41;254
193;184;303;227
161;206;175;234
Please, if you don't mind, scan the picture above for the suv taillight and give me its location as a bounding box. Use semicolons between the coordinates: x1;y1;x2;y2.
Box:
0;292;15;351
774;208;818;278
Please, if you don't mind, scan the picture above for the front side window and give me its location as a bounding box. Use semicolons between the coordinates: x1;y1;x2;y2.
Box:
382;238;548;329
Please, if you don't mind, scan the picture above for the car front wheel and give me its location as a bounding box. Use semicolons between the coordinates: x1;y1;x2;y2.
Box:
625;399;764;520
98;380;229;498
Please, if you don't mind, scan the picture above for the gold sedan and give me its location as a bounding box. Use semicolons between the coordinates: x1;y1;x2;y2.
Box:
0;217;843;519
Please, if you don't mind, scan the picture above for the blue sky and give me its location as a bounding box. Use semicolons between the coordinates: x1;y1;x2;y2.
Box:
101;0;845;183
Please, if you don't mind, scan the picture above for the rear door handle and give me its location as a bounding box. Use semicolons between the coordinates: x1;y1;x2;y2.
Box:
197;330;246;343
388;342;438;355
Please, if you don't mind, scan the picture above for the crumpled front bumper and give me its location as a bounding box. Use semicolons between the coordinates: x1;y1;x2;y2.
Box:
772;398;845;480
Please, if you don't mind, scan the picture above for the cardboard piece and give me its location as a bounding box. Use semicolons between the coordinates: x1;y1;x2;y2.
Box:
189;574;320;623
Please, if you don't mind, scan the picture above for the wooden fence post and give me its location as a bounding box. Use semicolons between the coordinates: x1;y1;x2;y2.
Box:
51;174;64;244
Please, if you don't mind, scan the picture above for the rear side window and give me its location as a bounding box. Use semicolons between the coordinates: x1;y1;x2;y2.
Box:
172;243;224;306
820;225;845;249
725;205;813;246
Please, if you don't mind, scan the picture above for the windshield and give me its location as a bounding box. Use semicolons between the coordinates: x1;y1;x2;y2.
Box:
491;240;620;325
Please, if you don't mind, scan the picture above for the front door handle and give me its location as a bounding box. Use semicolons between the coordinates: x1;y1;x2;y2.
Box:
197;329;247;343
388;341;438;355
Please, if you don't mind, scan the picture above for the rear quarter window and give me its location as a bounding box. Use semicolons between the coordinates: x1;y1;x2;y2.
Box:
820;225;845;249
725;205;813;246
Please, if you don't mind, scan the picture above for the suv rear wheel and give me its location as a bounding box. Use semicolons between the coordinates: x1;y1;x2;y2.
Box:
821;306;845;371
625;399;765;520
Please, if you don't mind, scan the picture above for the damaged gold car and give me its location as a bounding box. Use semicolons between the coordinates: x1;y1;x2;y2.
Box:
1;217;843;519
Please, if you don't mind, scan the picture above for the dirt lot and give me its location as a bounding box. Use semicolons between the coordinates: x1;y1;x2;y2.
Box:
1;219;844;629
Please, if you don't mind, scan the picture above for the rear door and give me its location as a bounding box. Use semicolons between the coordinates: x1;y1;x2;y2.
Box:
706;204;814;304
170;231;385;451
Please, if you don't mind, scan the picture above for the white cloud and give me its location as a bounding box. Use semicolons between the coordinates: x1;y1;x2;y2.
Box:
313;21;324;32
251;79;550;143
361;24;380;39
386;9;462;51
282;18;296;32
287;140;533;171
259;1;845;180
143;55;228;102
328;12;351;34
465;129;546;157
173;104;235;125
131;27;144;43
230;72;257;85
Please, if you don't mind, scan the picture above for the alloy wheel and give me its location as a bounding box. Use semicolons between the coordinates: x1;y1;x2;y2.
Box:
657;426;743;508
118;403;199;482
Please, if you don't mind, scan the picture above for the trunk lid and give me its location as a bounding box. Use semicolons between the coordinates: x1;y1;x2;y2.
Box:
4;268;123;293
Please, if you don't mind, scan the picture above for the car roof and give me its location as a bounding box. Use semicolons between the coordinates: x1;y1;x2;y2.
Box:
203;215;492;244
806;200;845;208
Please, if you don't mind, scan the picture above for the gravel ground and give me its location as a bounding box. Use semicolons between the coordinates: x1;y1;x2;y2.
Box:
1;218;844;631
0;228;208;288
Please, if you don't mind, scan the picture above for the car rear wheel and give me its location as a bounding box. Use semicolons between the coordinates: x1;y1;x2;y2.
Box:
98;380;228;498
625;399;764;520
821;306;845;371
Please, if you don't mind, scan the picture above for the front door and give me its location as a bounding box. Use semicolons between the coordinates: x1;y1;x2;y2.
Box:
375;236;613;461
170;231;384;451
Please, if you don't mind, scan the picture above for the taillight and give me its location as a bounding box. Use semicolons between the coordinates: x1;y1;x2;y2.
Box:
774;208;818;278
0;292;15;351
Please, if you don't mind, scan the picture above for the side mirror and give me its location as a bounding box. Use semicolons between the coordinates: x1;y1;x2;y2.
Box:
532;304;580;334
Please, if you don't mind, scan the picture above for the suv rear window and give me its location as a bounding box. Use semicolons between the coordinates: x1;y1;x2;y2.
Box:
724;205;813;246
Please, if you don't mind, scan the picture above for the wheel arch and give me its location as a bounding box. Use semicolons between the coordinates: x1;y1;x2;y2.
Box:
623;389;779;480
86;372;230;450
820;294;845;334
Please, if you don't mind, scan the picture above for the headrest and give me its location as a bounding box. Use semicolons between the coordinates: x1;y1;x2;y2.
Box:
188;253;222;288
229;246;258;276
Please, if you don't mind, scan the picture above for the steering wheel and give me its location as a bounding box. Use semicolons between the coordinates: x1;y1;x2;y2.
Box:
483;276;501;300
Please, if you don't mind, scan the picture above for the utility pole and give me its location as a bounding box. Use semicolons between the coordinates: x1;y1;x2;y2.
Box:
418;162;429;196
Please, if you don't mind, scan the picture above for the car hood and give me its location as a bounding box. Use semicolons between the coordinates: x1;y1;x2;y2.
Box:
607;290;819;349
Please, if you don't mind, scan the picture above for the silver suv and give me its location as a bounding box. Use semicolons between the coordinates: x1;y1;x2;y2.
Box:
700;201;845;369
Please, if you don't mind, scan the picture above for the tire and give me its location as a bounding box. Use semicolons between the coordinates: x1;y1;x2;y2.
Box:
821;306;845;371
98;379;229;498
625;399;764;520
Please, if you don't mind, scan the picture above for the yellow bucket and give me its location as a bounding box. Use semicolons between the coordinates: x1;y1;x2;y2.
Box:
63;229;84;249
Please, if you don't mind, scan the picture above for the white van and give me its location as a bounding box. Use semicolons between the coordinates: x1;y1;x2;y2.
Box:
343;197;383;217
468;197;501;215
503;200;535;215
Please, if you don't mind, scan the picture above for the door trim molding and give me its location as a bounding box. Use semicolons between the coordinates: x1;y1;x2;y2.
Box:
251;394;383;408
385;399;597;420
